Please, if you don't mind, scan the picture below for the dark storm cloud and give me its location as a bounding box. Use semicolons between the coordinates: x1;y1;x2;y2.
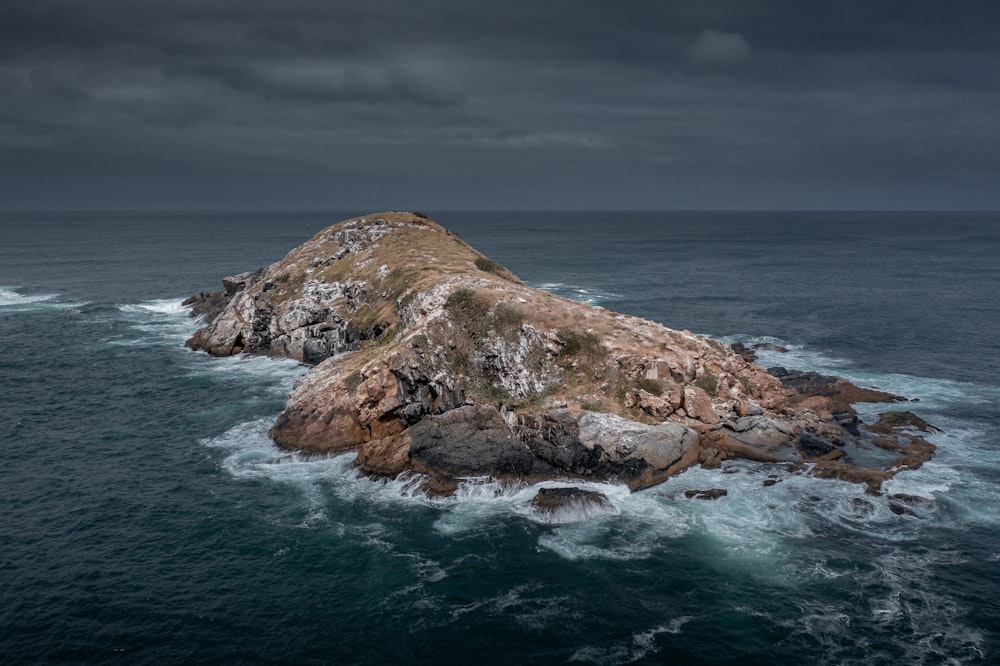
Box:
1;0;999;209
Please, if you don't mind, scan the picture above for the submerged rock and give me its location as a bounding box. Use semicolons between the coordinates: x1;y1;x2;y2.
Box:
185;212;937;495
530;487;617;522
683;488;728;500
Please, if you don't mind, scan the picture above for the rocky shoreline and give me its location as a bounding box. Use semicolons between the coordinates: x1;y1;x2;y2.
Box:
185;212;935;501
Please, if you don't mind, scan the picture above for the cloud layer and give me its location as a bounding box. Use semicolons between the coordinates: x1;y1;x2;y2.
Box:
1;0;998;209
689;29;751;69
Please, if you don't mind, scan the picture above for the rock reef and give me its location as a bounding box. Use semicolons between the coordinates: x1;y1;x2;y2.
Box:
185;212;934;496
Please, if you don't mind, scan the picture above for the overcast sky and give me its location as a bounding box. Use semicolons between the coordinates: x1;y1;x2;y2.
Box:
2;1;998;210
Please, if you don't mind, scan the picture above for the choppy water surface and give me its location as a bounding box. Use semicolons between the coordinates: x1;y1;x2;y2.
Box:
1;211;997;664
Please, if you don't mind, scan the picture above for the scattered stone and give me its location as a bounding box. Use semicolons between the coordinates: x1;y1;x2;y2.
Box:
772;369;840;394
683;488;728;500
851;497;876;517
796;432;836;458
869;411;939;434
831;410;861;435
531;487;616;522
731;341;756;362
769;368;905;412
182;290;228;322
888;502;918;517
888;493;933;507
751;343;789;354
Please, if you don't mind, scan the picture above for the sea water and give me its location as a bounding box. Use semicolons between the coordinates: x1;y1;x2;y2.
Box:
1;211;997;664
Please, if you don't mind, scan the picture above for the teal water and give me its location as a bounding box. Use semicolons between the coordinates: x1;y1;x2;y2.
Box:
1;211;998;664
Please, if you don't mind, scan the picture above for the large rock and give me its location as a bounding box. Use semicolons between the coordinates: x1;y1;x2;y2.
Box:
682;386;720;424
186;212;936;495
530;487;618;523
724;415;795;449
353;406;700;494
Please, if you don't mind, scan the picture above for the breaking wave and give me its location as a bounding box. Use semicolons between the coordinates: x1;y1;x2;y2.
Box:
110;296;989;567
0;286;57;306
120;292;993;664
533;282;623;305
570;617;693;665
0;286;85;312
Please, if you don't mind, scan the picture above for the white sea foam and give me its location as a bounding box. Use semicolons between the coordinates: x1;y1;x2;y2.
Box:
114;299;308;393
724;332;1000;413
719;333;1000;524
569;617;691;664
533;282;623;305
197;363;991;662
0;286;57;306
537;464;845;562
717;333;854;371
200;411;995;565
0;286;88;312
118;297;192;316
197;354;306;396
203;418;433;507
112;297;199;347
448;583;572;626
753;547;985;666
181;312;999;574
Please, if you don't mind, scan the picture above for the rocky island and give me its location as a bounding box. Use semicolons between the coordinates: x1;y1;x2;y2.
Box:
185;212;935;499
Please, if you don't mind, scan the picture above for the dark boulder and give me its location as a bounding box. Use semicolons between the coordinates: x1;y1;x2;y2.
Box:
796;432;836;458
870;411;939;434
406;405;558;478
851;497;876;517
773;369;840;394
182;290;229;323
222;268;265;296
888;502;918;517
888;493;933;507
531;487;615;521
683;488;728;500
752;343;789;354
731;341;756;362
832;410;861;436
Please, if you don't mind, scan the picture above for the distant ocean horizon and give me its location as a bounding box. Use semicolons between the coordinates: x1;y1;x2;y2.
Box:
2;210;998;664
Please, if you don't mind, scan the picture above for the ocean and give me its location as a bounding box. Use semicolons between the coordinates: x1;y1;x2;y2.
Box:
1;211;998;665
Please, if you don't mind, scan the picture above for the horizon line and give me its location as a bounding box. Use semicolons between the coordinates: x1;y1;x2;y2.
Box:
2;207;999;215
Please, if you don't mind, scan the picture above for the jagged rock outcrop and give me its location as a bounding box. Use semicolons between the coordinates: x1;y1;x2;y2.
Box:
186;212;935;495
530;487;618;522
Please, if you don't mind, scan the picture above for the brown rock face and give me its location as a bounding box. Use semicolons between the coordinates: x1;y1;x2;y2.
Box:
682;387;720;424
186;212;937;495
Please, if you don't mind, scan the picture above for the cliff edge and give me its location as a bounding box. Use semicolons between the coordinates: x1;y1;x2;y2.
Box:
185;212;934;495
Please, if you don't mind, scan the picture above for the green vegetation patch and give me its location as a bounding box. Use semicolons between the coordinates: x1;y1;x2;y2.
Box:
344;371;363;395
474;256;504;275
693;370;719;396
444;288;493;341
635;378;663;396
471;379;511;405
493;302;523;336
556;329;602;360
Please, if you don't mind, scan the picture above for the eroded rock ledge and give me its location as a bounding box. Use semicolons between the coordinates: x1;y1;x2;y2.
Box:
185;212;935;495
